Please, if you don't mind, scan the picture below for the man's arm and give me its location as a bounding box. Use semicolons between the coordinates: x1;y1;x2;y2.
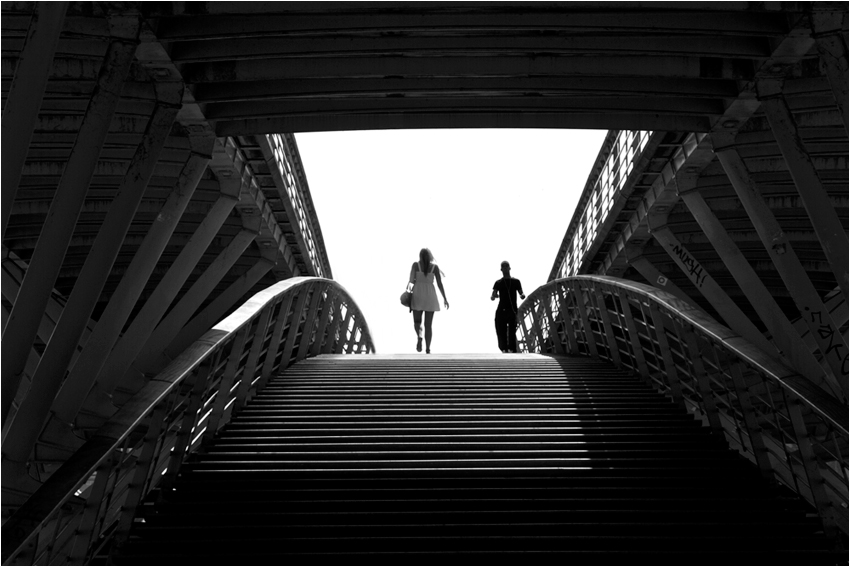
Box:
491;281;499;301
517;279;526;300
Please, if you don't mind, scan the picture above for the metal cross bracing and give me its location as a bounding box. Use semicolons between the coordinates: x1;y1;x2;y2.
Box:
1;1;331;519
1;0;848;562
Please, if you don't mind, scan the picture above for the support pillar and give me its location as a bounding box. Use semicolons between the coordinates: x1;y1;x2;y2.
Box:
86;188;241;406
714;144;849;399
1;15;140;425
677;184;840;397
134;228;260;375
757;79;849;301
1;1;68;238
3;84;183;464
164;254;275;363
52;133;215;425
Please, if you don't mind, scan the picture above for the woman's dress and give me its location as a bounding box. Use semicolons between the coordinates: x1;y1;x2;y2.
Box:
411;263;440;312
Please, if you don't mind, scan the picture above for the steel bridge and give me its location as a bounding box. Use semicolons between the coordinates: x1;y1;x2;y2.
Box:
1;2;848;563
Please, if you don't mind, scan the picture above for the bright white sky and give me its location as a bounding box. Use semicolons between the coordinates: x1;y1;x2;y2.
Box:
296;129;607;354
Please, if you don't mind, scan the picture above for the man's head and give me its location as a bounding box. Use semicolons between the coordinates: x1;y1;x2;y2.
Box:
501;261;511;277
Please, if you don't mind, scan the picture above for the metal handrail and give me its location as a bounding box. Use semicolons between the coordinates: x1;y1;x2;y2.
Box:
517;275;848;537
2;278;374;565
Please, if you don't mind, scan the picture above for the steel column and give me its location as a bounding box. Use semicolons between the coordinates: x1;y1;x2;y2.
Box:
52;135;215;425
678;187;839;396
87;191;240;404
1;1;68;238
163;256;275;362
758;79;849;301
3;87;183;463
1;15;140;425
649;223;777;355
135;228;259;375
715;146;849;398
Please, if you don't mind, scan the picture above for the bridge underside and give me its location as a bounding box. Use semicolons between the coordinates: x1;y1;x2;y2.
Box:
1;0;847;529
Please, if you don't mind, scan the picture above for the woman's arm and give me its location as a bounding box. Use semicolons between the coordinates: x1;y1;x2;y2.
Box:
408;262;417;289
434;266;450;309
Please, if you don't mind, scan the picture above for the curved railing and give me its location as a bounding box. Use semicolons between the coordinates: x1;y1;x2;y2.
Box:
517;276;848;537
2;278;374;565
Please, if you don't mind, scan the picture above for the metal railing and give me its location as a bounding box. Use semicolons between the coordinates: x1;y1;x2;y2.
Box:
2;278;374;565
518;275;848;537
551;130;655;280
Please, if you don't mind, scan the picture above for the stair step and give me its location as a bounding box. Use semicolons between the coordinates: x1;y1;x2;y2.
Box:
117;354;836;564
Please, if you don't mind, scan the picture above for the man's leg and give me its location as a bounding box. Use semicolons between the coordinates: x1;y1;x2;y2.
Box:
507;312;518;353
495;310;507;352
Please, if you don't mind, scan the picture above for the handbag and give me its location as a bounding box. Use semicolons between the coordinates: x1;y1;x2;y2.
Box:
400;290;412;308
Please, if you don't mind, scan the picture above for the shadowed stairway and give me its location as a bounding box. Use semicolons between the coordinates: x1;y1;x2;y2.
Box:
117;354;836;565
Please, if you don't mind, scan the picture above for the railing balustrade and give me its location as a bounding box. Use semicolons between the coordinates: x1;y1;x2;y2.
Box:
2;278;374;565
518;275;848;537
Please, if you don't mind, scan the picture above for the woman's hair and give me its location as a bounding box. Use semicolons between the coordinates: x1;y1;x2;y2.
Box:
419;248;433;274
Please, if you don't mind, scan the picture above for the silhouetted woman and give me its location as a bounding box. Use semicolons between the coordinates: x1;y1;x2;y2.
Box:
408;248;449;353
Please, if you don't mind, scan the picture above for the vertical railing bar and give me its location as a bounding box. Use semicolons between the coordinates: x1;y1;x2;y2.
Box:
647;303;686;407
202;325;251;443
233;306;274;413
259;293;295;388
573;283;599;358
788;399;836;536
159;354;218;493
335;306;355;355
592;287;621;366
296;284;323;362
617;290;650;377
107;400;170;556
555;283;579;354
311;286;338;357
673;319;724;432
729;361;775;480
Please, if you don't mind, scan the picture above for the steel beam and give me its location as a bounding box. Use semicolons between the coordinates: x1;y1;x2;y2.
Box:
3;84;183;463
51;134;216;425
678;185;841;397
757;79;849;302
1;1;68;238
85;188;241;406
135;228;259;375
714;145;849;399
648;222;777;359
624;246;698;307
0;15;140;425
163;255;276;363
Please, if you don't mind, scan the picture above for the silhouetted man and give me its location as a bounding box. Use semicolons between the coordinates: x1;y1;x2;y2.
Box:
491;261;525;353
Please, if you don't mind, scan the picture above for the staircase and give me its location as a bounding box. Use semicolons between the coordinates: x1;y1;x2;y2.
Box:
118;354;837;564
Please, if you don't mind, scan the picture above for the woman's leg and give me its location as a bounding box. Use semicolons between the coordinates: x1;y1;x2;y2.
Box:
413;310;423;351
424;311;435;352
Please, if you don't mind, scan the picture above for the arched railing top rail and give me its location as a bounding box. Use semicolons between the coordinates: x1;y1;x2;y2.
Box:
2;278;374;565
517;276;848;537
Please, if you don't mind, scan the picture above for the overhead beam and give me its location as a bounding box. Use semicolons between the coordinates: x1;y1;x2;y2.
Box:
167;34;770;62
181;55;710;83
215;112;712;137
1;1;68;239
